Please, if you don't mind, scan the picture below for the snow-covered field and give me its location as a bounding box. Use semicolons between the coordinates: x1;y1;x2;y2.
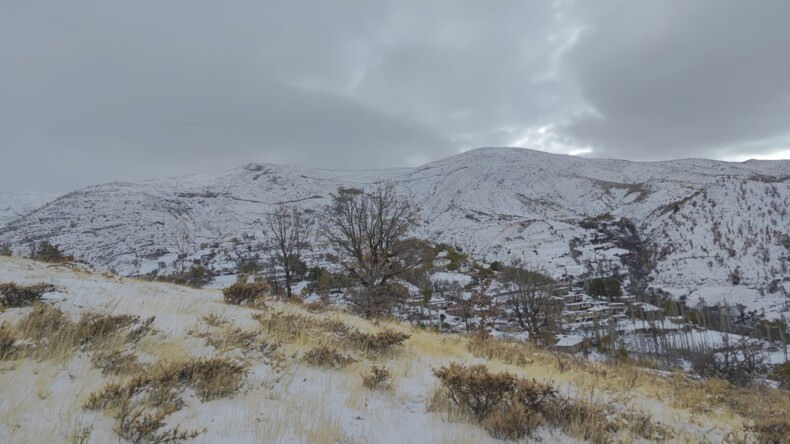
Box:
0;256;765;443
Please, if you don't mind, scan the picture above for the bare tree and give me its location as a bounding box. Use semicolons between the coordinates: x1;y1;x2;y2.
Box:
502;266;562;344
321;185;420;317
169;222;194;273
263;204;312;298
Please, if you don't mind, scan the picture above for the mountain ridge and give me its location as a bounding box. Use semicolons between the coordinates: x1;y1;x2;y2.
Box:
2;147;789;316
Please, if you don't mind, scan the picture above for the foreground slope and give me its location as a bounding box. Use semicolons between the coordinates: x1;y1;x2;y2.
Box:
3;256;787;443
1;148;789;314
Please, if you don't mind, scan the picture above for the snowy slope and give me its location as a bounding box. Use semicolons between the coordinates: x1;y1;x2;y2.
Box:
0;257;750;443
0;191;59;227
1;147;788;314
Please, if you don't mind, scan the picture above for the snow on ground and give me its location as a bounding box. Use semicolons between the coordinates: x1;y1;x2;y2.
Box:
0;257;547;443
0;191;59;227
687;286;790;320
430;271;472;286
0;256;750;443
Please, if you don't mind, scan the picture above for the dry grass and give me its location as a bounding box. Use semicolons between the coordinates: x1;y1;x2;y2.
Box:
84;356;246;442
8;303;156;361
91;350;147;375
303;345;356;369
222;281;270;307
347;328;410;356
2;258;785;443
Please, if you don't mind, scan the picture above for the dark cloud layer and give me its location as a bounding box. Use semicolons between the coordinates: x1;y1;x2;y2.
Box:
563;0;790;159
1;1;789;192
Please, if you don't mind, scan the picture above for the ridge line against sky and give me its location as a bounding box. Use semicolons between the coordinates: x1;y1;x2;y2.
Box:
2;1;790;192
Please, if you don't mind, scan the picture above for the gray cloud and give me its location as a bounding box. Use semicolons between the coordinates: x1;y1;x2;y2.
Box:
562;0;790;159
1;1;789;192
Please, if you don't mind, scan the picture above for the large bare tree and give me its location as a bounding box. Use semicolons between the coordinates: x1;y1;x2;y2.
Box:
264;204;312;298
321;185;420;317
502;266;562;344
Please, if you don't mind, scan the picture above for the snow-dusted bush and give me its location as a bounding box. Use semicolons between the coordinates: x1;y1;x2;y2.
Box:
361;364;392;390
222;280;270;307
0;282;54;307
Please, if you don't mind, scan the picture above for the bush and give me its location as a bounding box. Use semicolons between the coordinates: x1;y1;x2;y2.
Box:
304;300;327;312
348;328;410;354
155;265;213;288
222;281;270;307
433;363;517;422
769;362;790;389
361;365;392;390
303;345;355;369
0;282;54;308
690;335;766;386
91;350;146;375
483;402;544;440
28;241;72;263
115;407;201;444
168;358;247;401
433;362;560;439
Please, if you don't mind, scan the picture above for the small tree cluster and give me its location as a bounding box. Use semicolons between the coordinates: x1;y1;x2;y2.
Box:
690;334;766;386
501;267;561;344
321;184;420;317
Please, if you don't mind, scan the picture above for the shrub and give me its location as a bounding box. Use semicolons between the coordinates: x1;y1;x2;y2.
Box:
198;327;260;354
304;300;327;312
769;362;790;389
690;335;766;386
746;416;790;444
155;265;213;288
361;365;392;390
75;312;139;345
0;282;54;308
91;350;146;376
126;316;157;344
433;362;563;439
348;328;410;355
171;358;247;401
28;241;72;263
483;402;544;440
303;345;355;369
114;405;201;444
482;378;557;439
222;281;270;307
433;363;517;422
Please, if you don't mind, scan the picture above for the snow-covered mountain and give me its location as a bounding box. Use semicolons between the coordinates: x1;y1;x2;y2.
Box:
0;191;59;227
2;148;789;314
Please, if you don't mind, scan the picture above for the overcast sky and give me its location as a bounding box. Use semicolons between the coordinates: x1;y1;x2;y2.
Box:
2;1;790;192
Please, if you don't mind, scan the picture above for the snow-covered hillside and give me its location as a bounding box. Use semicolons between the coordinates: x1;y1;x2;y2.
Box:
0;257;767;443
0;191;59;227
1;147;788;314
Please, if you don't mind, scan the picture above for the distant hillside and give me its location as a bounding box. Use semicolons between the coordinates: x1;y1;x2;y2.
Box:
0;191;59;227
1;147;789;315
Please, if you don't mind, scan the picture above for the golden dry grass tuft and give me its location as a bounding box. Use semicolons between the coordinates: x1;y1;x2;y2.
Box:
9;303;156;361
